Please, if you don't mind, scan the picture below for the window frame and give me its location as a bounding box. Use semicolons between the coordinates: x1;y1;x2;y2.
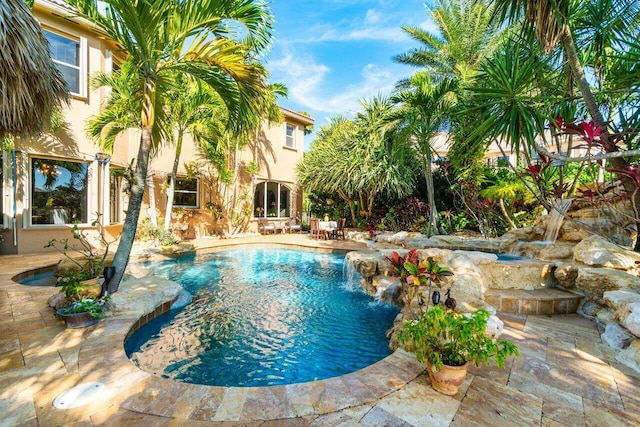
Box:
285;123;296;149
29;156;90;227
171;176;199;209
43;28;87;98
253;181;290;219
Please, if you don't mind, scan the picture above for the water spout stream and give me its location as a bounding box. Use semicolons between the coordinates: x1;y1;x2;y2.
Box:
544;198;574;243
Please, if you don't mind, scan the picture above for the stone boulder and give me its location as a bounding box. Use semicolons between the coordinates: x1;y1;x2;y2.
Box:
576;268;640;304
479;259;557;291
369;275;402;305
604;290;640;338
554;264;579;289
616;340;640;374
345;250;381;279
602;323;633;349
453;250;498;265
106;277;183;316
539;242;574;260
574;235;640;269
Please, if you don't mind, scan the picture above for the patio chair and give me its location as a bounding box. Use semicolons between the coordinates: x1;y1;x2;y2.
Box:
332;218;346;240
309;218;327;239
287;217;302;233
257;218;275;234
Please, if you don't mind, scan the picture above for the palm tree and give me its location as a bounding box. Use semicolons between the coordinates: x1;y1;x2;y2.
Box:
491;0;639;136
163;75;226;233
394;0;507;235
68;0;274;291
488;0;640;248
0;0;68;139
392;75;457;236
394;0;503;85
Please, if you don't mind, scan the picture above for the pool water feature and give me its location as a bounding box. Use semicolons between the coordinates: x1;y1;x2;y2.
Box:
125;248;400;387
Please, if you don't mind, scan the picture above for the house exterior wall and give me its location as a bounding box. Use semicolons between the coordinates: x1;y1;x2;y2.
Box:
0;2;113;255
0;1;315;254
143;109;312;238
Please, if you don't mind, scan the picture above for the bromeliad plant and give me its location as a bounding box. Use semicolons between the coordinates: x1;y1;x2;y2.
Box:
386;250;453;317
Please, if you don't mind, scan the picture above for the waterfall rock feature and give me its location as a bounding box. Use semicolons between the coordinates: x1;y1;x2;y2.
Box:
354;199;640;374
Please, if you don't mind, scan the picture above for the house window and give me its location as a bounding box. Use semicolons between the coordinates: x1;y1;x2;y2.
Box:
173;177;198;208
496;156;510;168
285;124;296;148
43;30;86;97
254;182;290;218
31;158;88;225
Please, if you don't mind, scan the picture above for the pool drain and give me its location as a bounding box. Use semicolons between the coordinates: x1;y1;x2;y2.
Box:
52;382;106;409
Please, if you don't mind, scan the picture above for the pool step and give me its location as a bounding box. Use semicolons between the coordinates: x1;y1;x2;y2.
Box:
485;288;584;315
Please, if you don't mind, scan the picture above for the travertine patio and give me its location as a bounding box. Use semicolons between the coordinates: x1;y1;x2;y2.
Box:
1;234;639;426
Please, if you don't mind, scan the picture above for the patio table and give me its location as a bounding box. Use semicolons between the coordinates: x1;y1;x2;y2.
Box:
318;221;337;239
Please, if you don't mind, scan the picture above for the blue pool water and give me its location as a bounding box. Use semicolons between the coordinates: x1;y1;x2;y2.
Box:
17;270;56;286
125;248;400;387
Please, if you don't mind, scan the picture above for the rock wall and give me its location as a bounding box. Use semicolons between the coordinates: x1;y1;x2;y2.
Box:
355;222;640;373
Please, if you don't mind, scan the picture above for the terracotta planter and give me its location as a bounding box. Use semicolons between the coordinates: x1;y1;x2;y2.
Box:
426;361;469;395
57;310;99;329
80;277;102;298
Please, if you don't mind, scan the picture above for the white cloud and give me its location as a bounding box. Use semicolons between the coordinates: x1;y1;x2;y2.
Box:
317;26;407;43
364;9;384;25
269;52;398;116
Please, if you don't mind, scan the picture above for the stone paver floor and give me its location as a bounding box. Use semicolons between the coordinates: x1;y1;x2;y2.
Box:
1;234;640;426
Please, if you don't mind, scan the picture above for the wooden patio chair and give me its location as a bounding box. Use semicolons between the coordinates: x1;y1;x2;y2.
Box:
309;218;327;239
332;218;346;240
257;218;275;234
287;217;302;233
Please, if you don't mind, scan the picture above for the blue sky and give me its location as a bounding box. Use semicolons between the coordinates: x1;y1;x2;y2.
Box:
265;0;438;149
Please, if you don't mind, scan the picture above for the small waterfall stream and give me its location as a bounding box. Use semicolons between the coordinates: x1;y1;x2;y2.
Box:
343;255;361;291
544;198;574;243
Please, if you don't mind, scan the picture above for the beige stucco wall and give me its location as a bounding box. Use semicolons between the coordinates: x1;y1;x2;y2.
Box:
143;109;313;236
0;5;111;255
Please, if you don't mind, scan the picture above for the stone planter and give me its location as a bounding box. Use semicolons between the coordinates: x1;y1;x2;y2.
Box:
57;310;99;329
426;361;469;395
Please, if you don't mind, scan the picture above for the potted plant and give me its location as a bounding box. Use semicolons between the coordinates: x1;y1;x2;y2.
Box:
398;305;519;395
56;296;108;328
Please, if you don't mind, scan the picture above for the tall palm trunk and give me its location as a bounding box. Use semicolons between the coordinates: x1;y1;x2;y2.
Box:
109;78;155;291
147;172;157;226
164;131;184;232
229;141;240;234
423;150;444;236
108;125;153;292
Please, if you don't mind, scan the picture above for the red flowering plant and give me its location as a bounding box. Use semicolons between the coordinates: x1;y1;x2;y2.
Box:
386;250;454;318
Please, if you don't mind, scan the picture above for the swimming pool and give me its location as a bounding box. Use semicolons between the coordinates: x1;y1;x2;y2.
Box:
125;248;400;387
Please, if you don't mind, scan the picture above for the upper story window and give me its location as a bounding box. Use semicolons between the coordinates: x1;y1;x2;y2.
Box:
44;29;87;98
172;177;198;208
31;157;88;225
285;124;296;149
